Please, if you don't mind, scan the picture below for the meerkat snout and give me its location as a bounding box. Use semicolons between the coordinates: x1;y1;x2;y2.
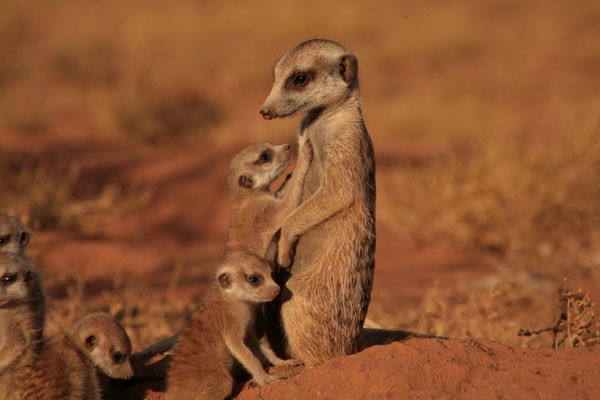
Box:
259;108;273;120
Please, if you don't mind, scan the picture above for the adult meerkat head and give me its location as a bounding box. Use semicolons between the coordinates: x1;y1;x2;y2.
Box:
227;142;291;192
0;253;39;308
72;312;134;380
216;254;281;303
260;39;358;120
0;214;30;256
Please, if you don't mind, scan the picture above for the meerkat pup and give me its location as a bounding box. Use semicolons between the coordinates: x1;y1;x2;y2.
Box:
166;257;289;400
0;253;44;375
5;312;133;400
259;39;376;366
0;213;30;256
226;141;312;259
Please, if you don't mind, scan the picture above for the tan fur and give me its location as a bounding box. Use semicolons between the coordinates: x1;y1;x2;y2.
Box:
0;213;30;256
260;39;376;366
225;141;312;258
8;334;102;400
2;309;133;400
0;253;44;374
166;257;289;400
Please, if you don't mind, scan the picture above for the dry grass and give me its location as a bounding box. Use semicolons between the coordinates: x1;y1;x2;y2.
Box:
0;155;153;230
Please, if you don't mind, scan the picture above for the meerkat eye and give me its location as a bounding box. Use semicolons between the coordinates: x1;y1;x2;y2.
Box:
259;152;271;163
247;275;262;286
1;273;17;286
112;351;125;364
0;235;9;246
292;73;309;86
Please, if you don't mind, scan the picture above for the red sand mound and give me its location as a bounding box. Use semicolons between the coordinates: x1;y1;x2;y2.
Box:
236;339;600;400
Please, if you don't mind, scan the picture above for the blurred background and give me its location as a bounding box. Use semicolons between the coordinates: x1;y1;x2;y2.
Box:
1;0;599;350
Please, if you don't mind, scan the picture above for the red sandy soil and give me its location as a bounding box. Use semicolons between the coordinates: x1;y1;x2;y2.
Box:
4;134;599;399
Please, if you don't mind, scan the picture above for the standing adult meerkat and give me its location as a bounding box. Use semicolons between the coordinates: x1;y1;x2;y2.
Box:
5;312;134;400
166;257;292;400
0;253;44;374
0;213;30;256
260;39;376;366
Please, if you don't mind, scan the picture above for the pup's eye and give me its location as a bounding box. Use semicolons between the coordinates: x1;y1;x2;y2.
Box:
0;235;9;246
1;273;17;286
248;275;262;286
293;73;309;86
112;351;126;364
259;152;270;163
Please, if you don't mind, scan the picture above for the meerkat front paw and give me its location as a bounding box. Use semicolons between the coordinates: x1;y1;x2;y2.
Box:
278;358;303;367
252;373;284;387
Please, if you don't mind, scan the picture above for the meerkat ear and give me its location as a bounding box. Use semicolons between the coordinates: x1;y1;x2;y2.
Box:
19;232;30;247
85;335;97;350
339;54;358;85
238;175;253;189
218;272;232;289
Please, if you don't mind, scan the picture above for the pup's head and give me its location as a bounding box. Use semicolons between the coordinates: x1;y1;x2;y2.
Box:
216;254;280;303
260;39;359;120
0;214;30;256
227;142;291;192
72;312;134;380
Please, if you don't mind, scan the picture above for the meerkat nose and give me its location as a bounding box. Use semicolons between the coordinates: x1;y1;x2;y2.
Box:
283;144;291;152
259;108;273;120
272;287;281;297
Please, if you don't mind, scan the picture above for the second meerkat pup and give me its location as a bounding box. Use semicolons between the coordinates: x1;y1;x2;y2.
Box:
260;39;376;366
166;257;289;400
6;312;133;400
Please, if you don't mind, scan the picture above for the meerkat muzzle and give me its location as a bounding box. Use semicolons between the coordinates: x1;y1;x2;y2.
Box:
259;108;273;120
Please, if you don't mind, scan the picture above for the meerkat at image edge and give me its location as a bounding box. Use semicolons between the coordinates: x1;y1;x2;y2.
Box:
0;213;31;256
260;39;376;366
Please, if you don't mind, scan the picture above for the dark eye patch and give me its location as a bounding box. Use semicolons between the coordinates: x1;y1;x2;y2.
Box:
1;273;17;286
0;235;9;246
112;351;126;364
256;149;273;164
247;274;262;286
285;70;315;90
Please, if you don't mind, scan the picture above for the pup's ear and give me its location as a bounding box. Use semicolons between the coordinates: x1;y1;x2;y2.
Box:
339;54;358;85
238;175;253;189
218;272;232;289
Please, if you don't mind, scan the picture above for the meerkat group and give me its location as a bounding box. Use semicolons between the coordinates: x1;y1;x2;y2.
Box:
166;142;308;397
0;214;133;400
3;38;383;398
